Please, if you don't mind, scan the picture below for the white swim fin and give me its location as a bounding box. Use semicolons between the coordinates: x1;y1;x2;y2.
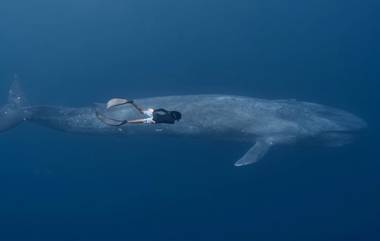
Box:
106;98;130;109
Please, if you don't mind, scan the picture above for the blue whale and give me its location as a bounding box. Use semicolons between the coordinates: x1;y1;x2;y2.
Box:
0;81;367;166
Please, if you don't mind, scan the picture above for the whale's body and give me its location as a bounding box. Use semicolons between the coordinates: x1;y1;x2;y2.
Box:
0;81;367;166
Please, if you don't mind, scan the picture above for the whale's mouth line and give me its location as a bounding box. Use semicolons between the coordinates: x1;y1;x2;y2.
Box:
323;130;360;134
322;129;368;140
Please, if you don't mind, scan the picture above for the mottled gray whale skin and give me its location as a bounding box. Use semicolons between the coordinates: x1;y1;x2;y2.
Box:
0;81;367;166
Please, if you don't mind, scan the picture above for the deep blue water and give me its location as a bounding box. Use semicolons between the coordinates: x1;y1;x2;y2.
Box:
0;0;379;240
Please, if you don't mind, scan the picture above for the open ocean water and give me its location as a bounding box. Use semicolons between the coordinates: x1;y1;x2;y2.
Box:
0;0;379;241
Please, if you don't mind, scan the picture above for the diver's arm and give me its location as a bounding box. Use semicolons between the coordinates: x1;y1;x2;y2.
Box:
154;108;169;114
129;102;145;115
127;119;147;124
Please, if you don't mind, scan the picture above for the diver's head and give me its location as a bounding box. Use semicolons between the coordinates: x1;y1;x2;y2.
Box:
170;111;182;121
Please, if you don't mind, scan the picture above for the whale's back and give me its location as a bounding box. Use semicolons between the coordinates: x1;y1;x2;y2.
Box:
274;100;367;134
130;95;367;137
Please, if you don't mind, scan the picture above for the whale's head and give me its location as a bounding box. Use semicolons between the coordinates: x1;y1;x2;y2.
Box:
323;108;367;132
297;101;367;134
308;105;367;147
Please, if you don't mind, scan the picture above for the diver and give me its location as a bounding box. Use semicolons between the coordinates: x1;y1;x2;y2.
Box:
96;98;182;126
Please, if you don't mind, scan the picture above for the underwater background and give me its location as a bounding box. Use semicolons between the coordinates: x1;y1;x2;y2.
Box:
0;0;379;240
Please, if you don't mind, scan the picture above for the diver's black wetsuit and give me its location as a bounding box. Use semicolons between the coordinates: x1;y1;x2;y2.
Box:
153;109;176;124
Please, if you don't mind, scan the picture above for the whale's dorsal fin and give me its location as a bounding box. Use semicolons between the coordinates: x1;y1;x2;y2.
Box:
234;139;272;167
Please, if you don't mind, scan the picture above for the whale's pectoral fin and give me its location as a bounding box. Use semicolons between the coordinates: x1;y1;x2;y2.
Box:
234;139;272;167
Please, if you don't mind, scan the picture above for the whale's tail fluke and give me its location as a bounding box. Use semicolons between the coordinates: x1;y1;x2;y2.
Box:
0;79;31;132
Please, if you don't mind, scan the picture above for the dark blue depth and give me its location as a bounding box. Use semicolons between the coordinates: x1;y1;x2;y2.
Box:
0;0;379;240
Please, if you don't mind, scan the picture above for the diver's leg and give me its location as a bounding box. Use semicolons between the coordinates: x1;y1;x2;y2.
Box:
129;102;144;114
96;111;128;126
